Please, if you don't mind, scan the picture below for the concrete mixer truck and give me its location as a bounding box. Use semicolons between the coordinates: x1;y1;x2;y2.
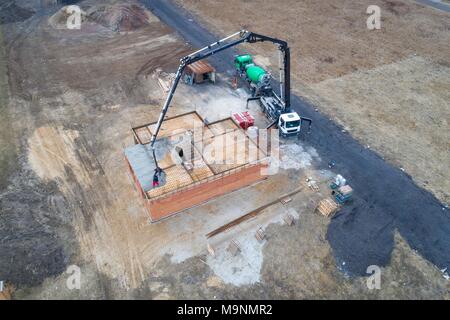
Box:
234;52;311;137
234;54;272;97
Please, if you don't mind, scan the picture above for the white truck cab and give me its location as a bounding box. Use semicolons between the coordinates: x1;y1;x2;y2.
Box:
278;112;301;136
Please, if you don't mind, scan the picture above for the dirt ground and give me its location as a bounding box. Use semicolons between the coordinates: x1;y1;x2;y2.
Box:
0;0;449;300
0;25;16;190
176;0;450;205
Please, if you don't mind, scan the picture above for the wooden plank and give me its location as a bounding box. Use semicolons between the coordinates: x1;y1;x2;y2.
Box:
207;243;216;257
158;77;171;92
206;185;307;239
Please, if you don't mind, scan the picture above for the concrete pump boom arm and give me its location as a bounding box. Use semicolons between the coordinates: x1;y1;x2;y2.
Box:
150;30;291;170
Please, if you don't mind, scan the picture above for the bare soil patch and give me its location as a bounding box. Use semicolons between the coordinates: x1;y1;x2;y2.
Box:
87;2;157;32
0;2;34;25
0;26;16;190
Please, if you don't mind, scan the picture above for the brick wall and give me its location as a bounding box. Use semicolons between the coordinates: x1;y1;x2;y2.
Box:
146;163;268;222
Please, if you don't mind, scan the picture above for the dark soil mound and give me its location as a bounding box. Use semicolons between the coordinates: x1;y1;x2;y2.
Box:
0;2;34;25
87;3;152;32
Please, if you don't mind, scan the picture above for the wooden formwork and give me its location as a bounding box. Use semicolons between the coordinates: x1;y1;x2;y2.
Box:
144;162;268;222
126;111;270;222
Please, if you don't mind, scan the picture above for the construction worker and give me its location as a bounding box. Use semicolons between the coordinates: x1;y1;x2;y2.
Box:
231;76;238;89
152;168;161;187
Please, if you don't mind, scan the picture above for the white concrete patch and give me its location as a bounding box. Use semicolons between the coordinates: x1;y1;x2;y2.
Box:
207;234;263;286
174;79;271;129
279;143;319;170
206;208;300;286
156;184;265;264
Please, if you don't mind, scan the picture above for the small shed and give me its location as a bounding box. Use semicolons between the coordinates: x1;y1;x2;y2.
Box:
184;60;216;85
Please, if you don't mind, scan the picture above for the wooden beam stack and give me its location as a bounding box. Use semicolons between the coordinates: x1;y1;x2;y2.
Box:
316;198;339;218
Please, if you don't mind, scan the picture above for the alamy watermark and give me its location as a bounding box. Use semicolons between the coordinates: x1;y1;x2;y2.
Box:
165;126;281;176
367;5;381;30
366;265;381;290
66;265;81;290
66;5;82;30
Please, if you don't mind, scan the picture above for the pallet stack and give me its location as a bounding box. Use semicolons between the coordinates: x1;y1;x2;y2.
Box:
316;198;339;218
255;227;266;242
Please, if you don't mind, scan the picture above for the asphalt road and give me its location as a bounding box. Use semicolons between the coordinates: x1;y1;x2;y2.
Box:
141;0;450;276
416;0;450;13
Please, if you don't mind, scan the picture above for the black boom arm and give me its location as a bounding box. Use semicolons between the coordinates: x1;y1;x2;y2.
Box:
245;32;290;110
150;30;291;169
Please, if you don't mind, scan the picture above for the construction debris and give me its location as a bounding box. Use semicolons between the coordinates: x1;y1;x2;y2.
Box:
339;185;353;195
334;185;353;204
330;174;347;189
283;213;295;226
0;283;13;300
206;184;309;239
152;68;175;93
307;180;320;192
307;199;318;210
255;227;266;242
227;240;241;256
207;243;216;257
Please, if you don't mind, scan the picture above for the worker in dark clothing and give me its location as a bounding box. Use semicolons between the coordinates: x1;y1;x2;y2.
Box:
152;168;161;187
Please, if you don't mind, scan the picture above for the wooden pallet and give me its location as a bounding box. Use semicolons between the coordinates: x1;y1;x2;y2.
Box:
227;240;241;256
307;199;318;210
255;227;265;242
316;198;339;217
308;180;320;192
283;213;295;226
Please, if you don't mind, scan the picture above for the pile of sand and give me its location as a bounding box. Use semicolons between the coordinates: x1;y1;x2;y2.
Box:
87;3;155;32
48;2;154;32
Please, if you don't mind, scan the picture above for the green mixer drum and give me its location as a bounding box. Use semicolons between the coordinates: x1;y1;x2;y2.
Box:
234;54;253;69
246;65;267;84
